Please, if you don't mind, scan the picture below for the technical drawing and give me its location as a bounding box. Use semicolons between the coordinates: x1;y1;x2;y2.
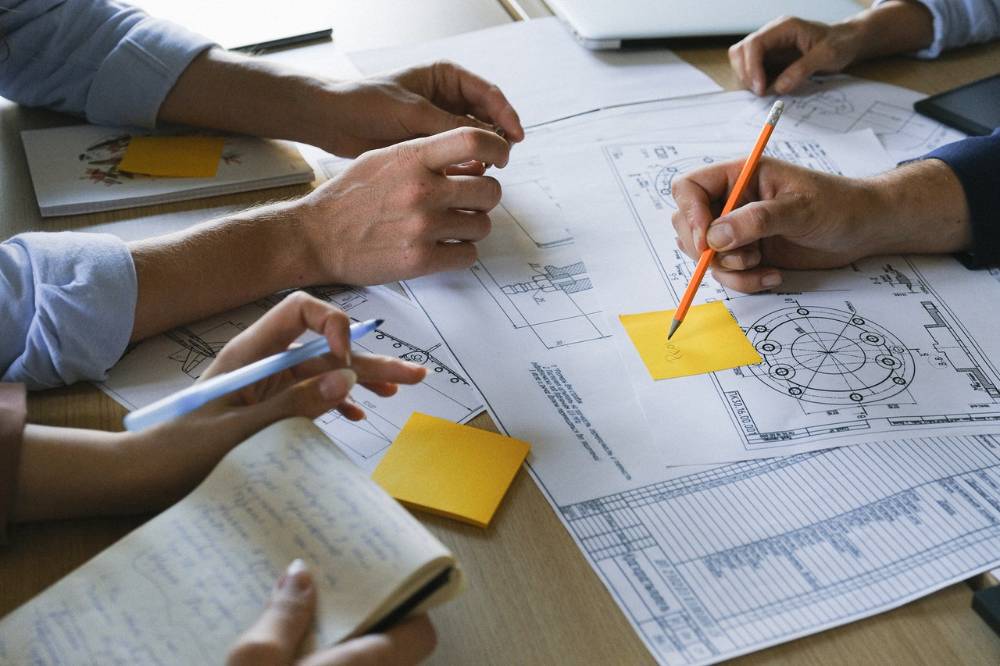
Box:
654;155;731;208
746;80;964;159
923;301;1000;399
557;435;1000;665
867;263;927;294
471;260;609;349
745;306;915;409
369;328;468;385
165;322;245;379
780;89;855;130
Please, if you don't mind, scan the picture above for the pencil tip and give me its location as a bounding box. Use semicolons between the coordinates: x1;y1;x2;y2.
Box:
667;320;680;340
374;318;385;328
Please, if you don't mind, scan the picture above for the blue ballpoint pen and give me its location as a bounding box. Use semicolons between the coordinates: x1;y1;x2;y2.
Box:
123;318;383;433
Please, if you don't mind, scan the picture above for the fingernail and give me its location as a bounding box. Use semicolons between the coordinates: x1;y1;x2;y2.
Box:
761;272;782;288
774;77;789;94
320;368;357;400
278;558;312;595
754;79;764;96
720;254;740;269
706;224;733;250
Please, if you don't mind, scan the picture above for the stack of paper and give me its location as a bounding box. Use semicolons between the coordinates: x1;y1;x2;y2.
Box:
349;19;996;664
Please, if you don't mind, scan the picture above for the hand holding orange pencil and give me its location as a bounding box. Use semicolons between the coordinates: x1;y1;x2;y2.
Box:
667;100;785;341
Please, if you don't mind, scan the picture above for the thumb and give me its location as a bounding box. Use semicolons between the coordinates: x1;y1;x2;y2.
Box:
227;559;316;666
706;198;802;252
407;98;493;137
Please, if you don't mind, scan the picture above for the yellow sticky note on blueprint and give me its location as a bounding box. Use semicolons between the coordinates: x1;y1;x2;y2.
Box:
118;136;225;178
372;412;530;528
619;301;761;380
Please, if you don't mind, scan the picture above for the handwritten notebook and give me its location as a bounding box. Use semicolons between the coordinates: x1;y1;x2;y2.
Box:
21;125;314;217
0;418;462;664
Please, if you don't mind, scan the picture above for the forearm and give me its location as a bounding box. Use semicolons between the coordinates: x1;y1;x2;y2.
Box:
864;159;971;255
158;49;335;152
13;426;140;522
843;1;935;60
129;201;318;341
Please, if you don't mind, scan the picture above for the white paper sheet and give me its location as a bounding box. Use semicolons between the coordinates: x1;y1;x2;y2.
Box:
550;130;1000;465
731;75;966;162
100;286;483;471
348;17;721;128
395;85;1000;663
555;434;1000;665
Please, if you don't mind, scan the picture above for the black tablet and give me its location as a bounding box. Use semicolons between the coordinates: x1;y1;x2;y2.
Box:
914;73;1000;136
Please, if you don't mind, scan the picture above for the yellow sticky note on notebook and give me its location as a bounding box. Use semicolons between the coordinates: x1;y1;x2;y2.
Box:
372;413;530;528
620;301;761;380
118;136;225;178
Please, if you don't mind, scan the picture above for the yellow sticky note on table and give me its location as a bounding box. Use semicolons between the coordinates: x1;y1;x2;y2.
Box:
118;136;225;178
372;413;530;528
620;301;761;380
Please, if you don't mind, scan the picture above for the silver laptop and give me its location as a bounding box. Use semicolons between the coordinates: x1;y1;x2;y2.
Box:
547;0;864;50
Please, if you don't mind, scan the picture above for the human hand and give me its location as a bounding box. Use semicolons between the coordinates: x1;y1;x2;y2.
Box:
729;2;936;96
671;157;972;293
125;292;427;504
671;157;880;292
295;127;509;285
228;559;437;666
728;17;863;95
314;61;524;157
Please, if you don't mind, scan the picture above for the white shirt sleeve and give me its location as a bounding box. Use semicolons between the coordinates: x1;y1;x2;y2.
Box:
875;0;1000;58
0;233;137;390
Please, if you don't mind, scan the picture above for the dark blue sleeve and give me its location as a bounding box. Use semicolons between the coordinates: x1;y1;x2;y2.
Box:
924;128;1000;266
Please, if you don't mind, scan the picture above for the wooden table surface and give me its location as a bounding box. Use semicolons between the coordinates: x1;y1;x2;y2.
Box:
3;1;1000;664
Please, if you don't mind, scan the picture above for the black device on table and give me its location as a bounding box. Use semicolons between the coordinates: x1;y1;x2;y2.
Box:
914;73;1000;136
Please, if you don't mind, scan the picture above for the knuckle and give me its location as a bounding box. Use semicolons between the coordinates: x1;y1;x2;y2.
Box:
286;290;315;310
409;212;438;238
392;141;419;166
408;243;437;271
399;178;434;208
458;127;486;154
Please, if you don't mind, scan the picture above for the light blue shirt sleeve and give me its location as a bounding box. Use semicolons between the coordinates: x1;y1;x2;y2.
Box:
0;233;137;390
875;0;1000;58
0;0;216;128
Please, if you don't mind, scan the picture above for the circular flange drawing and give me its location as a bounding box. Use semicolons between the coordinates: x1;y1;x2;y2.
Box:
745;306;914;406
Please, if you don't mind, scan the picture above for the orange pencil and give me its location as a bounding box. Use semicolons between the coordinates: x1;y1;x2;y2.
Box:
667;100;785;340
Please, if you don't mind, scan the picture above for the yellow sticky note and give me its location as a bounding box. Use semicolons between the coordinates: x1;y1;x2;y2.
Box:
118;136;225;178
372;413;530;528
619;301;761;380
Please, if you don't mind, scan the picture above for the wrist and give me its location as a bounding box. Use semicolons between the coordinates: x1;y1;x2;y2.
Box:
863;160;971;256
848;1;934;60
231;200;325;289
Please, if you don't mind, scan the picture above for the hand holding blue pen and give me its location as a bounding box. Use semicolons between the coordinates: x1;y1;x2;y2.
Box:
124;318;383;432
